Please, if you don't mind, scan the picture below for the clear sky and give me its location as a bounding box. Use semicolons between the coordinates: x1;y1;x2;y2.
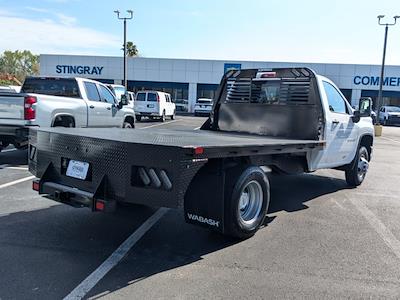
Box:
0;0;399;65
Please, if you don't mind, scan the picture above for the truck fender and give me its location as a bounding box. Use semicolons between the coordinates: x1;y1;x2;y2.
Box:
51;113;76;127
343;134;373;171
122;114;135;128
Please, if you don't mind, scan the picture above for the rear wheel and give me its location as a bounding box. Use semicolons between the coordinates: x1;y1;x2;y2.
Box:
123;122;134;129
224;165;270;239
345;145;370;187
161;110;166;122
171;110;175;120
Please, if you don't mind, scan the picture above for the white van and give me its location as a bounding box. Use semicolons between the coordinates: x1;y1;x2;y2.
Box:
134;91;176;122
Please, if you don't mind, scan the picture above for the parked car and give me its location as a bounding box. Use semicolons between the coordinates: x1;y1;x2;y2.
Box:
175;99;189;112
194;98;213;116
378;105;400;125
134;91;175;122
0;76;135;152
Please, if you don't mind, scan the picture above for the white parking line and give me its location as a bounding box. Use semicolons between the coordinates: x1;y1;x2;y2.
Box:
6;166;29;171
64;208;168;300
380;136;400;144
347;195;400;261
2;148;17;153
0;176;35;189
140;120;180;129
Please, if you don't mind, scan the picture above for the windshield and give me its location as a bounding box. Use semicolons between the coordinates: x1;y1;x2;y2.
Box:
387;107;400;112
21;78;81;98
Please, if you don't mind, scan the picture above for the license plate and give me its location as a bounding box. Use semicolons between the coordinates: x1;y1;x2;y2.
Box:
148;104;154;108
66;160;89;180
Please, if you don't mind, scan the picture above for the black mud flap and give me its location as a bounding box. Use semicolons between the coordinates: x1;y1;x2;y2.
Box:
184;159;226;233
37;162;116;212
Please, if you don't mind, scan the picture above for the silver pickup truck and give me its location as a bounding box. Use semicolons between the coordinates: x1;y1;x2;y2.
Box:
0;77;135;152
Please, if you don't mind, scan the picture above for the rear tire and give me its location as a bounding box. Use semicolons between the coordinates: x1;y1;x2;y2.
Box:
224;165;270;239
123;122;134;129
345;145;370;187
161;110;166;122
136;115;142;122
171;110;175;120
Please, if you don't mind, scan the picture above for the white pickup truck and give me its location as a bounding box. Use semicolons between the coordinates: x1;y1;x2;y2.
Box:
0;77;135;151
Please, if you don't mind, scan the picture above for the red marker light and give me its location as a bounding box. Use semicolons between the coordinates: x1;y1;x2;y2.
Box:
95;201;105;211
194;147;204;155
32;181;40;191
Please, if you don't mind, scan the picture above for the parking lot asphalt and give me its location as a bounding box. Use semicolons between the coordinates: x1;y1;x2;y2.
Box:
1;117;400;299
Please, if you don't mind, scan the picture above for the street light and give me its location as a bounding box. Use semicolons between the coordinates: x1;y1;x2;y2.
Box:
114;10;134;89
376;15;399;125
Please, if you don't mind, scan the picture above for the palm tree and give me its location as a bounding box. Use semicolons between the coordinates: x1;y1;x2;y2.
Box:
125;41;139;57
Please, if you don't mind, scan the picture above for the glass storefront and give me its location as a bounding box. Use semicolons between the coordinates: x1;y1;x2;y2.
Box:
361;90;400;110
197;83;219;100
340;89;352;103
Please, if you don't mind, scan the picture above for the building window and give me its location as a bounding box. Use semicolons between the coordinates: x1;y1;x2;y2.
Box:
339;89;352;102
197;83;219;100
361;90;400;110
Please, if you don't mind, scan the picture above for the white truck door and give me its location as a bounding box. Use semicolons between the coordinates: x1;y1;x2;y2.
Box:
98;84;121;127
83;82;111;127
319;80;358;166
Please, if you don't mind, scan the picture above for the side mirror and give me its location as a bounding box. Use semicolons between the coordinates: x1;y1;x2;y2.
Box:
359;97;372;117
352;110;361;123
117;101;123;109
121;94;128;105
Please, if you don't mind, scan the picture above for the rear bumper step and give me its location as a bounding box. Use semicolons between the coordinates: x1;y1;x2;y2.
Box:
36;180;115;212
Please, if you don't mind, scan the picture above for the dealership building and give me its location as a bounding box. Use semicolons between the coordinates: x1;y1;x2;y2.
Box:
39;54;400;112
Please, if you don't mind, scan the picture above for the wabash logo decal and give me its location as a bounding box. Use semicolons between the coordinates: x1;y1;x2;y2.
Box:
187;213;220;228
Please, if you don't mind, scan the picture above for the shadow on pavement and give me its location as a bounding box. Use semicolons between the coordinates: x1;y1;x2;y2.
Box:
0;204;155;300
86;172;350;299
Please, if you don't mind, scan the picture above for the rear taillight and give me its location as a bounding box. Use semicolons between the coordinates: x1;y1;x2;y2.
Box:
24;96;37;120
157;94;160;102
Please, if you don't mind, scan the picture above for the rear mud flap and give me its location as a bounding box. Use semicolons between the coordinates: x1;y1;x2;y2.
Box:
184;160;226;233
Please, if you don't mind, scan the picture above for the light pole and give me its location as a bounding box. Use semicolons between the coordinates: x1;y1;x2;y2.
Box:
114;10;133;89
376;15;399;125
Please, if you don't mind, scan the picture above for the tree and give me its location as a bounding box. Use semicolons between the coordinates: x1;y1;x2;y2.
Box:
125;41;139;57
0;50;39;83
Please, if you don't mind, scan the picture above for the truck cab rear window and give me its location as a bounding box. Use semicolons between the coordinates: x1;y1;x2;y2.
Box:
226;78;310;104
21;78;81;98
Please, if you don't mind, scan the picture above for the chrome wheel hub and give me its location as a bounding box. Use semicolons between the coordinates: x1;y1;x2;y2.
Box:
357;151;369;182
238;180;263;226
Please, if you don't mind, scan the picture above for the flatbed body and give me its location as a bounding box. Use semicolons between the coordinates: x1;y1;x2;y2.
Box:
29;127;324;210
